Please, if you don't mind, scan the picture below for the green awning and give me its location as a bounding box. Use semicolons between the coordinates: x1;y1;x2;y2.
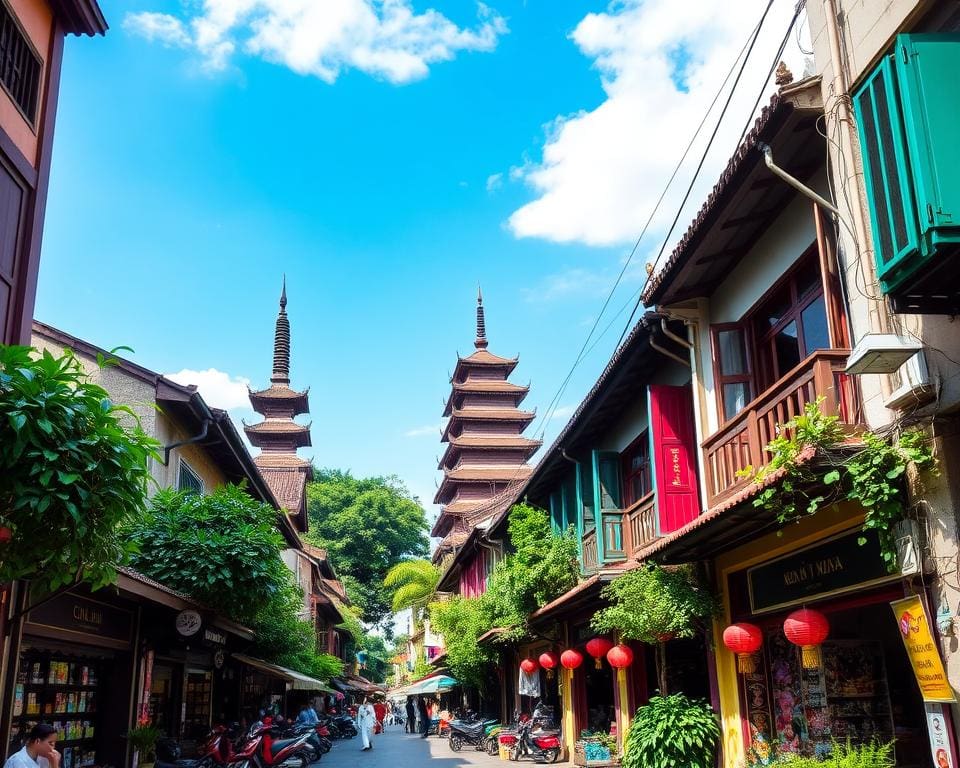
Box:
232;653;336;693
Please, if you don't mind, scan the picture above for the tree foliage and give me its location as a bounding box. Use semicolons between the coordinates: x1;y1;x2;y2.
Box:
305;469;429;625
429;596;496;690
622;694;719;768
384;558;440;633
0;345;159;591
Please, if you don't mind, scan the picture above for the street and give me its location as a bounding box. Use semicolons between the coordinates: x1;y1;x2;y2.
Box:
319;727;508;768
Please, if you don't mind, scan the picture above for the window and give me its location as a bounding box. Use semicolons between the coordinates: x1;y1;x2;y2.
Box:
620;431;651;507
0;1;41;124
712;250;834;422
178;459;203;494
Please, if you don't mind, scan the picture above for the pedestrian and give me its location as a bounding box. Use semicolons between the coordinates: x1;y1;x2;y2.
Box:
405;696;416;734
4;724;60;768
373;698;386;734
418;696;430;739
295;703;318;726
357;697;376;751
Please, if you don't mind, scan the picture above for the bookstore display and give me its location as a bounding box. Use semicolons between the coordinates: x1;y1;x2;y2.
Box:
9;653;102;768
743;630;894;758
182;671;212;738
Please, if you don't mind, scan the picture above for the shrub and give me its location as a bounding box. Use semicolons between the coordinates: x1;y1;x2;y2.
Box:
622;694;719;768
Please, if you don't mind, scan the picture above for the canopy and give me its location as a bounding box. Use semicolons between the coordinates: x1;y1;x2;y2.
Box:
407;675;458;695
232;653;336;693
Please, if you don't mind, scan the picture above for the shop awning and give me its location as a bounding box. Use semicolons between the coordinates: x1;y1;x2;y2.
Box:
407;675;458;695
232;653;336;693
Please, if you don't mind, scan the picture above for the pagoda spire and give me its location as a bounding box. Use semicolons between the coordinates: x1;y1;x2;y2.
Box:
475;286;488;350
271;277;291;385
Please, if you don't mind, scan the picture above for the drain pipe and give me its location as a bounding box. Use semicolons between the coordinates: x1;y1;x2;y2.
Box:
162;417;212;466
757;142;840;216
660;318;692;351
650;335;690;368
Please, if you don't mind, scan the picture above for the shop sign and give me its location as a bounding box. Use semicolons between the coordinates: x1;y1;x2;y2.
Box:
203;628;227;646
176;609;202;637
27;592;133;645
925;703;957;767
891;596;957;703
747;529;897;614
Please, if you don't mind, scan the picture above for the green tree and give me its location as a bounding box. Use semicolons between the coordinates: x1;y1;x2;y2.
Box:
384;559;440;628
306;469;429;625
0;345;159;591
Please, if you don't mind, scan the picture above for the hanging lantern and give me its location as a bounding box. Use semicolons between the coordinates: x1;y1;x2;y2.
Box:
539;651;559;679
560;649;583;670
606;644;634;669
585;637;613;669
722;623;764;674
783;608;830;669
520;658;540;675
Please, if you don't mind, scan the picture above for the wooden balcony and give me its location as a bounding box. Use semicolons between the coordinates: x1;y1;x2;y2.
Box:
624;492;658;556
702;350;855;509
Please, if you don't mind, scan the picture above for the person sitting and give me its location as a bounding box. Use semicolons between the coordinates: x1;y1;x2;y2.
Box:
295;703;319;726
5;724;60;768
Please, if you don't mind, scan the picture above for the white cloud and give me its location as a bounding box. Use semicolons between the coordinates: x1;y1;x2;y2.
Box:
486;172;503;192
508;0;810;246
549;405;575;421
404;422;443;438
124;0;507;84
166;368;252;410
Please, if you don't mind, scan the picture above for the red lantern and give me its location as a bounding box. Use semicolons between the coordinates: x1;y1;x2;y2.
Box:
784;608;830;669
520;658;539;675
560;649;583;670
0;526;11;544
539;651;559;679
586;637;613;669
606;644;634;669
722;623;764;674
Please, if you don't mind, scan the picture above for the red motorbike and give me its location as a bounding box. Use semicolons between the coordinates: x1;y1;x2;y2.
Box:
230;719;315;768
506;705;562;764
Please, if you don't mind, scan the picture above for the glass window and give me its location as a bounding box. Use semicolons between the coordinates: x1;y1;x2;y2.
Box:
773;320;801;376
620;432;651;507
722;382;749;421
178;460;203;494
801;295;830;354
718;329;748;375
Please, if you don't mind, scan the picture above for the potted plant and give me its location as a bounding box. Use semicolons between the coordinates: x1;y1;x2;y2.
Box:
575;730;620;766
591;563;719;693
621;693;719;768
127;722;162;768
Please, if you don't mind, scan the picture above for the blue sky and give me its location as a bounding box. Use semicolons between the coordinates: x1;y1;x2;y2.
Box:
36;0;810;525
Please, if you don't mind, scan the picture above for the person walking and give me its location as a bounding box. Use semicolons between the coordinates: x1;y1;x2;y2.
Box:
357;698;376;751
405;697;415;734
417;697;430;739
373;699;386;735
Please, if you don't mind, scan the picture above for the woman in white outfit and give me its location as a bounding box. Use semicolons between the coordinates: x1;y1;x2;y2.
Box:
357;697;377;751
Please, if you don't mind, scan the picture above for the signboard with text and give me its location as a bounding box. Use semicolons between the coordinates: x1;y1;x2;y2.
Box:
892;596;956;703
747;529;899;614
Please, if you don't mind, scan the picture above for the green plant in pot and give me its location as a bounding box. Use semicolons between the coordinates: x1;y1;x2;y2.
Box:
622;693;719;768
591;563;719;693
127;723;162;765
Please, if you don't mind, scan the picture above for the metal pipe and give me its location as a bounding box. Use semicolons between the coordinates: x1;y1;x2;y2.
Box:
660;318;692;350
561;449;577;465
757;142;840;215
651;336;691;368
161;416;211;465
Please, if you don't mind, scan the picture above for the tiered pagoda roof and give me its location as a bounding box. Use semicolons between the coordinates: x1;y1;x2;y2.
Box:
245;280;313;532
432;290;541;544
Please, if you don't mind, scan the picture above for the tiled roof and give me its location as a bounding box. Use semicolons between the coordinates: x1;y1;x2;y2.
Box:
444;466;533;482
459;349;518;366
452;380;528;394
255;453;312;468
449;407;535;421
260;467;308;513
249;384;309;399
244;419;311;434
448;435;541;449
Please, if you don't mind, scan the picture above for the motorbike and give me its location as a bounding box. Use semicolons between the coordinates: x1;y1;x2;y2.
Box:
155;724;244;768
328;713;357;739
507;704;562;764
229;719;316;768
448;713;500;752
277;720;330;762
484;724;504;756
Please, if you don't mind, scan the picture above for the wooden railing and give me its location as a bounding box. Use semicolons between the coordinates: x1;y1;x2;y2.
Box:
702;350;854;508
624;492;658;556
582;529;599;573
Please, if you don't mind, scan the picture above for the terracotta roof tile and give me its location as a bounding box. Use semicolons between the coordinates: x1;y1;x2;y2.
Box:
260;467;308;513
249;384;309;400
448;435;541;449
452;380;528;394
460;349;518;366
255;454;312;468
444;466;533;482
244;419;311;434
449;407;534;421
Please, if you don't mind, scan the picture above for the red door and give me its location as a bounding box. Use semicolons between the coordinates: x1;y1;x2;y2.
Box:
648;385;700;534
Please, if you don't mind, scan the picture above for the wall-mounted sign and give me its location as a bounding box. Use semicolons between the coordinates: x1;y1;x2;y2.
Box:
26;592;133;649
892;596;957;703
204;628;227;646
747;529;898;614
213;649;225;670
925;703;957;767
176;609;202;637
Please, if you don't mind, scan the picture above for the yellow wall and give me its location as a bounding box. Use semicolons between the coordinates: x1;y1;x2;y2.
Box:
712;503;865;768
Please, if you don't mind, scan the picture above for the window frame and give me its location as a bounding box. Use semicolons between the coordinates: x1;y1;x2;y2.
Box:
0;0;43;127
710;322;754;425
619;430;651;508
177;457;204;495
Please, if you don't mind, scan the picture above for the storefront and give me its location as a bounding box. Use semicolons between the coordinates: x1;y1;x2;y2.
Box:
4;584;140;768
713;506;957;768
233;654;335;723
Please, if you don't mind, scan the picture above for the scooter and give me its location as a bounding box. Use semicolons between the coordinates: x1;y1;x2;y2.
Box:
448;714;500;752
230;719;316;768
328;713;357;739
508;704;562;764
155;724;243;768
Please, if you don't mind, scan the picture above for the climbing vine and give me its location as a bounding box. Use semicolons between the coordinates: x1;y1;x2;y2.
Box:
746;399;935;569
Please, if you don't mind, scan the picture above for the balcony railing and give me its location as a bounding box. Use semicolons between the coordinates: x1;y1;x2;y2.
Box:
702;350;855;508
624;492;658;556
582;529;599;573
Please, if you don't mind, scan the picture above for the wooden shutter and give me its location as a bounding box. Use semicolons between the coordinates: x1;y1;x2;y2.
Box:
649;385;701;534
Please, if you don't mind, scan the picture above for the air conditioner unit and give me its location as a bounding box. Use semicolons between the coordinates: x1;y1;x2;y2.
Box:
853;33;960;314
883;350;933;410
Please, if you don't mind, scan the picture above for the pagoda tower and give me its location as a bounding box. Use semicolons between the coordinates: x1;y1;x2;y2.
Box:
432;290;541;553
245;280;313;533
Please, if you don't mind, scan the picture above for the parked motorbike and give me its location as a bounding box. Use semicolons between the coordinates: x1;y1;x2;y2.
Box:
155;724;244;768
328;713;357;739
447;710;499;752
276;720;329;762
507;704;561;764
229;719;316;768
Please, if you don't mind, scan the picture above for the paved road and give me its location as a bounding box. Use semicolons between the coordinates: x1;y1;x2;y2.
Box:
318;725;507;767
